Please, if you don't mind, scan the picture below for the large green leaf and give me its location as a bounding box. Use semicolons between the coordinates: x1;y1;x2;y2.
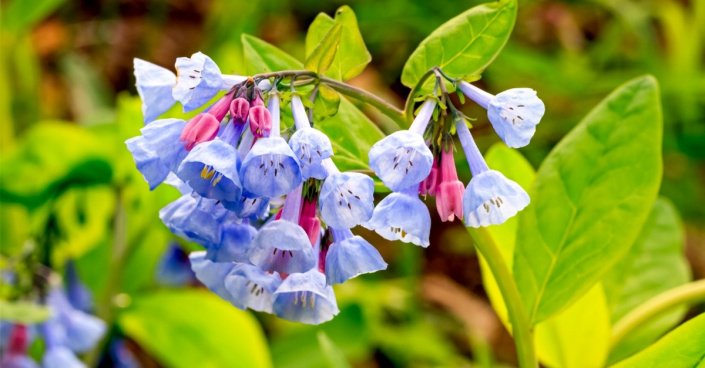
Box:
610;313;705;368
470;144;611;368
241;34;303;75
513;76;663;324
119;289;272;368
603;198;691;363
318;331;352;368
0;122;113;209
305;23;343;75
401;0;517;94
305;6;371;81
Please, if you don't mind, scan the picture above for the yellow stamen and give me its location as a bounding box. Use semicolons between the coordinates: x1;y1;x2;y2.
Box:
212;175;222;187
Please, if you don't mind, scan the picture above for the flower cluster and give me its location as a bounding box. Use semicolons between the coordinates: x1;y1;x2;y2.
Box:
127;52;387;324
127;52;544;325
1;262;106;368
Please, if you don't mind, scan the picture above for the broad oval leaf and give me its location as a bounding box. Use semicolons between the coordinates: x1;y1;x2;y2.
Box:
611;313;705;368
119;289;272;368
314;85;341;122
401;0;517;94
604;198;691;364
470;144;611;368
305;6;371;81
305;23;343;75
513;75;663;324
242;34;303;74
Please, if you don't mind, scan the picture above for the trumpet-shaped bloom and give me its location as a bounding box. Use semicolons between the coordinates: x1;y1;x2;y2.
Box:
172;52;224;112
206;222;257;262
247;220;315;274
325;229;387;285
363;186;431;247
133;58;176;124
222;191;270;219
459;82;545;148
189;252;235;302
46;289;106;354
140;118;189;173
239;137;302;198
177;139;242;201
159;195;221;245
289;96;333;179
272;270;339;325
125;136;169;190
319;162;374;229
369;131;433;192
224;264;282;313
455;119;529;227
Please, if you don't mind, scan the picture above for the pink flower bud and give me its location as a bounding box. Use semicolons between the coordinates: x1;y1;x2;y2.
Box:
299;198;320;247
206;94;234;122
251;96;265;108
229;98;250;125
249;106;272;137
180;113;220;150
419;158;440;196
435;147;464;222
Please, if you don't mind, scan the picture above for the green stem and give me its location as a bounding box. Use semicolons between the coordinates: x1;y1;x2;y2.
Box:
470;228;537;368
611;279;705;348
319;76;407;128
404;68;438;123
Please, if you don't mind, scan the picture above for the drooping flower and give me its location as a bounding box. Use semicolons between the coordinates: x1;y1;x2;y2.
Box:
133;58;176;124
247;185;316;274
224;263;282;313
222;190;270;220
368;99;436;191
288;95;333;179
172;52;239;112
206;222;257;262
419;157;440;196
140;118;190;173
324;228;387;285
435;143;464;222
159;195;222;246
125;136;170;190
272;269;339;325
363;185;431;247
1;324;38;368
46;289;106;354
155;243;197;286
240;93;302;198
318;160;375;230
177;139;242;202
459;82;545;148
455;119;529;227
189;251;235;302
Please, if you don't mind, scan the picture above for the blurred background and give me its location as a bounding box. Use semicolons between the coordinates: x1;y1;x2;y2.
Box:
1;0;704;367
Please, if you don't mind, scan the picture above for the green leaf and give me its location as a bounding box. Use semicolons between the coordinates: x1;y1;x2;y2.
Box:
314;85;341;122
241;34;303;75
0;122;113;209
471;145;611;368
0;300;50;324
1;0;68;33
603;198;691;363
318;331;352;368
305;6;371;81
401;0;517;94
610;313;705;368
119;289;272;368
305;23;343;75
513;75;663;324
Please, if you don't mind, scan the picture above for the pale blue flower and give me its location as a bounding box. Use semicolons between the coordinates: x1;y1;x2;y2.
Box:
163;172;193;195
155;243;196;286
206;222;257;262
125;135;170;190
319;161;374;229
46;289;106;354
247;220;316;274
159;195;221;245
1;355;38;368
325;229;387;285
224;263;282;313
363;186;431;247
189;251;235;302
42;346;85;368
133;58;176;123
239;137;302;198
459;82;545;148
368;131;433;192
289;95;333;179
140;118;189;173
172;52;225;112
272;269;339;325
222;190;270;220
177;139;242;202
455;119;529;227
